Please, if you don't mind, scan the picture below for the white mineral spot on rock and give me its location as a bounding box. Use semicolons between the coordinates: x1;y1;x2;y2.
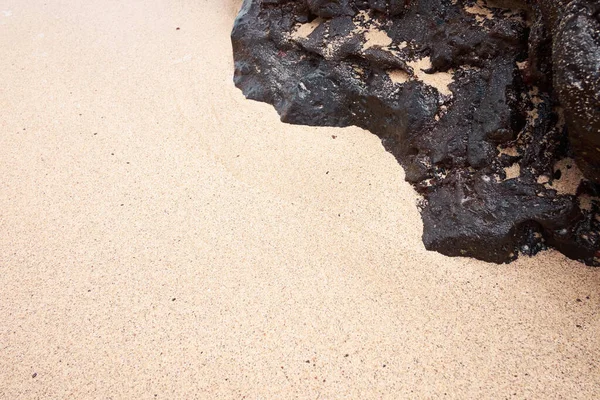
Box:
323;42;338;60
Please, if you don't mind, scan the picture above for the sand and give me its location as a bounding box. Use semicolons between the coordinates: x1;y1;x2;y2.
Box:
406;56;454;97
1;0;599;398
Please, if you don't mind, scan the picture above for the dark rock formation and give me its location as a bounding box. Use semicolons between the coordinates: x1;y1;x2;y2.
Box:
553;1;600;184
232;0;600;265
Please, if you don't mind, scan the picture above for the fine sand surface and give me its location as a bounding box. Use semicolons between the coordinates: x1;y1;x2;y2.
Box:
1;1;599;398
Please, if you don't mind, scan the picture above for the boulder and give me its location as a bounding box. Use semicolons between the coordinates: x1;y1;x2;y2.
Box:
232;0;600;265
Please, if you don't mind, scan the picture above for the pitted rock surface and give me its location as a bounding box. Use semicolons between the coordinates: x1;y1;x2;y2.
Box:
232;0;599;265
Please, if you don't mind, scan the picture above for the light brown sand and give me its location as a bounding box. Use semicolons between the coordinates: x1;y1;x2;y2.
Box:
363;28;393;49
1;1;599;398
465;1;494;19
503;163;521;180
547;158;584;196
388;69;410;84
408;56;454;96
291;18;323;40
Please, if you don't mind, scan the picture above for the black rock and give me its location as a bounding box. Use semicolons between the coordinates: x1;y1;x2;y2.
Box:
552;0;600;185
232;0;599;265
306;0;354;18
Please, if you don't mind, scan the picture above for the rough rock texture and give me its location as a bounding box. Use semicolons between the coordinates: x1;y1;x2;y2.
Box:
231;0;600;265
553;1;600;184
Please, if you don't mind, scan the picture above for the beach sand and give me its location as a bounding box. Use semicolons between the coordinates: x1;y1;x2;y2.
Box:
1;0;599;398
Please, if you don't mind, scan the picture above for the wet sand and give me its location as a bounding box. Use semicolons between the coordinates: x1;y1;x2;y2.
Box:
1;1;599;398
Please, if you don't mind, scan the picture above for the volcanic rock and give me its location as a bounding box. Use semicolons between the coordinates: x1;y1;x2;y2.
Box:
232;0;599;265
